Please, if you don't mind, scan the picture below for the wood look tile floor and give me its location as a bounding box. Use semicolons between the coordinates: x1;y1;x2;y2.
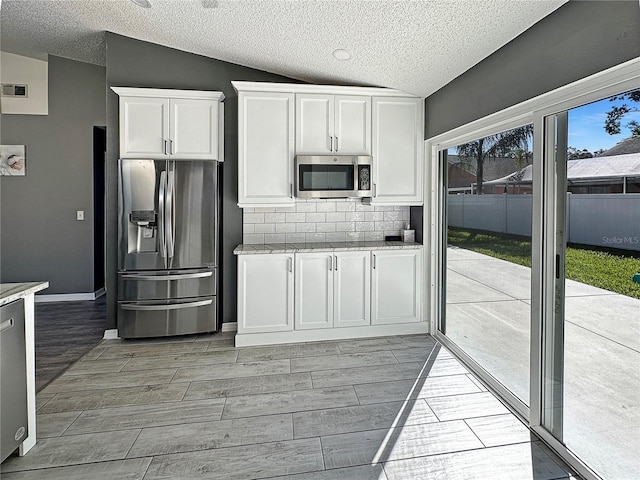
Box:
34;297;107;392
2;331;581;480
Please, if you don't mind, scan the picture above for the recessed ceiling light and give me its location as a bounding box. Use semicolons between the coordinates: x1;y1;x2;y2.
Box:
333;49;351;61
131;0;152;8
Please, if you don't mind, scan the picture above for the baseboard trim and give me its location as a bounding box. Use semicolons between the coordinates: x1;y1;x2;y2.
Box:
235;322;428;347
36;288;105;303
221;322;237;332
103;329;119;339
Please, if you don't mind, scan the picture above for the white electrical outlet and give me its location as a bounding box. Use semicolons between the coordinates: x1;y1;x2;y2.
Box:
76;210;85;221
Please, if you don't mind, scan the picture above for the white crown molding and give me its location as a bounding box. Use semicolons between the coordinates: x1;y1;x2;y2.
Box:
231;81;419;98
111;87;225;101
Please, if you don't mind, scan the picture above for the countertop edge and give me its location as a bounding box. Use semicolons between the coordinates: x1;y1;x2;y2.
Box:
234;241;423;255
0;282;49;306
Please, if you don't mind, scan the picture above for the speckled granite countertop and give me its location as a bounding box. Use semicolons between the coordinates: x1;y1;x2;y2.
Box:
234;241;423;255
0;282;49;306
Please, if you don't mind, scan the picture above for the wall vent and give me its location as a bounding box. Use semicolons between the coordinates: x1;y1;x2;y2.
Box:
1;84;28;97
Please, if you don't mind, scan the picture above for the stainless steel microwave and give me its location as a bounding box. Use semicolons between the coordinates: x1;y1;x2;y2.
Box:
295;155;372;199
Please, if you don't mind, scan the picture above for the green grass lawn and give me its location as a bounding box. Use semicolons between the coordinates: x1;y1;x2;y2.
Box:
448;229;640;299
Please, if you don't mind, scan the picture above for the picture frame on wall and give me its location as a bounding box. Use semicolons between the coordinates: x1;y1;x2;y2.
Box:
0;145;26;176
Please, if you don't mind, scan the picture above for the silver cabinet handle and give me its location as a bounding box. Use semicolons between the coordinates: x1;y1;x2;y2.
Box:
121;299;212;311
121;271;213;281
169;139;173;155
328;255;332;271
163;139;169;155
373;183;377;197
288;257;293;273
372;253;376;269
335;136;339;152
334;255;338;271
0;318;14;333
290;183;294;198
330;136;333;152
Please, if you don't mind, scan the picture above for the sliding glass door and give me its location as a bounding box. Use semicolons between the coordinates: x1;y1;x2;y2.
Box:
435;83;640;480
442;124;534;412
541;96;640;480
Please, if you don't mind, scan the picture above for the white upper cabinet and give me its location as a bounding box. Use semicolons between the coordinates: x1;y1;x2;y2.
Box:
296;94;371;155
237;91;295;206
232;82;423;207
372;97;423;204
170;98;220;159
119;96;169;158
113;87;224;161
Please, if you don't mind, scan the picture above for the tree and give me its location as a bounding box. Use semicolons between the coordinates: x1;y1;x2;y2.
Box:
567;147;606;160
512;149;532;170
605;89;640;137
456;125;533;194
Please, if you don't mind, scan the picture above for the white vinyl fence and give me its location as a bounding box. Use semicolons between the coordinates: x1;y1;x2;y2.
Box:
448;193;640;251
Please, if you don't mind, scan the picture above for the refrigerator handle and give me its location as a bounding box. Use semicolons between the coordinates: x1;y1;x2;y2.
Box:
166;164;175;260
120;299;213;311
120;271;213;281
158;170;167;259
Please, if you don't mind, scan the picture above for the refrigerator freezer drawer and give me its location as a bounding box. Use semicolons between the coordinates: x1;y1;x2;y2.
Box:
118;296;217;338
118;268;216;301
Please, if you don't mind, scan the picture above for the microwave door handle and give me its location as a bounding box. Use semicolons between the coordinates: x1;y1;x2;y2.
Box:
158;170;167;259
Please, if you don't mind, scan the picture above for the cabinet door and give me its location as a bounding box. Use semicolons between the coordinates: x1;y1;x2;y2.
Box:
334;251;371;327
120;97;169;159
170;98;219;160
238;254;294;333
295;253;333;330
295;94;333;154
334;95;371;155
238;92;295;205
371;249;422;325
372;97;423;204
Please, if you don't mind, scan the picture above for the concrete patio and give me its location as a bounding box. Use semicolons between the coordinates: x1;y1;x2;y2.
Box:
445;246;640;480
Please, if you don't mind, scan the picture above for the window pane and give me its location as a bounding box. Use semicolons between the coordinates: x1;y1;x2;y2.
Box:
561;91;640;479
444;124;533;406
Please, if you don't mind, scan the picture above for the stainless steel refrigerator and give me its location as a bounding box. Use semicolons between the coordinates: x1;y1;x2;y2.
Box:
117;158;219;338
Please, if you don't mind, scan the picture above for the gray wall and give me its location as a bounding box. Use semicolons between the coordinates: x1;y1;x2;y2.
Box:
1;56;106;294
105;33;300;328
425;1;640;139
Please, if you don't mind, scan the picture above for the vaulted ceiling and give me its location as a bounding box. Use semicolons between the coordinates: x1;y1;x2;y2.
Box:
1;0;567;97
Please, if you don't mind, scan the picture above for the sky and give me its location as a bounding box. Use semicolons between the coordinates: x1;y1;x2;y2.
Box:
448;91;640;155
568;92;640;153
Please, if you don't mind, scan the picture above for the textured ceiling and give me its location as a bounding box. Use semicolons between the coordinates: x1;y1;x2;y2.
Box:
1;0;567;97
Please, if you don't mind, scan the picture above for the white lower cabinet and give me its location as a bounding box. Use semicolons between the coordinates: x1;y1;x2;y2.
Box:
371;248;422;325
295;251;371;330
237;247;423;345
294;253;334;330
238;254;294;334
333;252;371;328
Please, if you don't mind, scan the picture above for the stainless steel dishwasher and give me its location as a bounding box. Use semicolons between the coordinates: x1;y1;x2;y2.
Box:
1;298;29;463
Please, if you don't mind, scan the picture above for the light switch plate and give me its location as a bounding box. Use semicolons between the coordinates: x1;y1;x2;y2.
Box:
76;210;84;221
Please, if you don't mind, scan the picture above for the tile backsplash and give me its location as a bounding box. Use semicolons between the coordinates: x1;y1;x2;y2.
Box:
242;199;410;245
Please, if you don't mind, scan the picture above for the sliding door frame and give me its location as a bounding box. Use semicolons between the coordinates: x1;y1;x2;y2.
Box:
424;57;640;480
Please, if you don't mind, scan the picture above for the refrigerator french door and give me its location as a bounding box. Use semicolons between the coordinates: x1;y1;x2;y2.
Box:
117;158;219;338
